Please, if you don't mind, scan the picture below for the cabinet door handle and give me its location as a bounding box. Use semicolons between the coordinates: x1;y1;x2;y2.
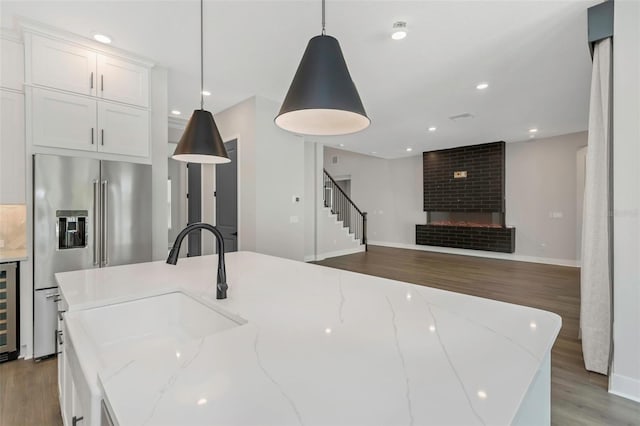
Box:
90;72;94;89
101;74;104;91
72;416;84;425
101;129;104;146
91;128;94;145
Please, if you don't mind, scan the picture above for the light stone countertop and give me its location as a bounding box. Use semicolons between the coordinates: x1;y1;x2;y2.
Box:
56;251;561;426
0;248;27;263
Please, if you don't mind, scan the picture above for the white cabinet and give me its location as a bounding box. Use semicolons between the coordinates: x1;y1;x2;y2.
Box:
31;35;96;97
97;102;149;157
0;36;24;91
31;88;149;158
32;88;97;152
27;31;152;159
29;34;149;107
97;55;149;107
0;90;26;204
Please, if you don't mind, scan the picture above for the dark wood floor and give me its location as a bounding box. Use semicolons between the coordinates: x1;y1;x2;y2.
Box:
1;246;638;425
316;245;640;426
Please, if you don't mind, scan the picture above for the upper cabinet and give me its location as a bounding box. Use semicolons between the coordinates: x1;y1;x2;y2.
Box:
28;34;150;108
97;55;149;107
31;87;97;152
25;29;153;160
30;35;96;97
31;87;149;158
0;36;24;91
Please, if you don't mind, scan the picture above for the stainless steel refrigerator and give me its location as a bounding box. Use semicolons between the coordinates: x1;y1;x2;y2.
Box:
33;154;152;359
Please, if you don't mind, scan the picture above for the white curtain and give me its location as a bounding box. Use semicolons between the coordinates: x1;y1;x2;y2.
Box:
580;38;612;375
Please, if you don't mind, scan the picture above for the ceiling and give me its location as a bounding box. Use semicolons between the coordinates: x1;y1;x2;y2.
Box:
1;0;600;159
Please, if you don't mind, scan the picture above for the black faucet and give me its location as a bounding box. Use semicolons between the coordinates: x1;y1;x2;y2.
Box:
166;222;228;299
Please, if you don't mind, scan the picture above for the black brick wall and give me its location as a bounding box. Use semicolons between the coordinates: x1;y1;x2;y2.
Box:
423;141;505;212
416;225;515;253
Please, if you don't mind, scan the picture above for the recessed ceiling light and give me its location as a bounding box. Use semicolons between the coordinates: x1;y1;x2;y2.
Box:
529;128;538;133
477;390;488;400
371;151;377;154
476;82;489;90
93;33;112;44
202;90;211;96
391;22;408;40
428;126;437;132
171;110;181;115
339;143;344;147
406;147;413;152
197;398;207;406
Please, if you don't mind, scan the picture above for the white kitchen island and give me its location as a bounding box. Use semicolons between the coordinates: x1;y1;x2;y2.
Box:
56;251;561;426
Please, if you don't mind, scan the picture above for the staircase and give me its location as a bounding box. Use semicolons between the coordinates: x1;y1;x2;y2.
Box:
315;169;367;260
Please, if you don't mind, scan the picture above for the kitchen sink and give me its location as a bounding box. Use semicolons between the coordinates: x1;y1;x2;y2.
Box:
74;292;243;364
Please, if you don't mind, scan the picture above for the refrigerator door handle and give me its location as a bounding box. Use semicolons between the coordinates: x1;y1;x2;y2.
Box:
93;180;100;266
101;180;109;266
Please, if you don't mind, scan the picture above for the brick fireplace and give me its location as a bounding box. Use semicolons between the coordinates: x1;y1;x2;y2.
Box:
416;141;516;253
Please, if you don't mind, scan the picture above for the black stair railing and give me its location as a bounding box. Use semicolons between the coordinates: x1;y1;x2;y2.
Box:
323;169;367;249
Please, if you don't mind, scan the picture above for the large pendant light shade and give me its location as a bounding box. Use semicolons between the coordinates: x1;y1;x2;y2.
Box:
173;110;230;164
172;0;229;164
275;1;370;136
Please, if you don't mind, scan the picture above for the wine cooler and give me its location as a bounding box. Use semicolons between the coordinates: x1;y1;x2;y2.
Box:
0;262;17;362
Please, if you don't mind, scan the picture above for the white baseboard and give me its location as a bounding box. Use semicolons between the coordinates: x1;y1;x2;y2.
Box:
609;373;640;402
305;245;366;262
368;241;581;268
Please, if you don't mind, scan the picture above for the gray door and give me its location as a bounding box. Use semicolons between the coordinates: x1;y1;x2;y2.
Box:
34;154;99;289
215;140;238;252
100;160;153;267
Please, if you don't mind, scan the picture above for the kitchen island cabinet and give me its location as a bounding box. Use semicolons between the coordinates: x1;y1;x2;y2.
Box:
57;251;560;426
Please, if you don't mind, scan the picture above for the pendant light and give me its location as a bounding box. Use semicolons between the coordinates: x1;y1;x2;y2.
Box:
172;0;230;164
275;0;370;136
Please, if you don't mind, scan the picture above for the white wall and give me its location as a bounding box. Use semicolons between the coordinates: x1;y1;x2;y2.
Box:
610;0;640;402
324;131;587;266
254;97;305;260
209;96;306;261
506;132;587;262
304;141;317;258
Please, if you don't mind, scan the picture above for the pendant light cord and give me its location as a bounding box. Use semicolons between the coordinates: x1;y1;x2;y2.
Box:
321;0;326;35
200;0;204;110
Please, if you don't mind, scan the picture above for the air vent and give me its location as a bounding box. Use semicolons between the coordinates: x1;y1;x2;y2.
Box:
332;156;338;164
448;113;475;122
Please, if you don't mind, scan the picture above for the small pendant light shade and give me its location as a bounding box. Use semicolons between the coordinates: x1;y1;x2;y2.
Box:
275;35;370;136
173;110;230;164
172;0;230;164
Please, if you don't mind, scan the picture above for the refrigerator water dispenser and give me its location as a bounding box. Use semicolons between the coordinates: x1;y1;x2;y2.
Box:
56;210;88;249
